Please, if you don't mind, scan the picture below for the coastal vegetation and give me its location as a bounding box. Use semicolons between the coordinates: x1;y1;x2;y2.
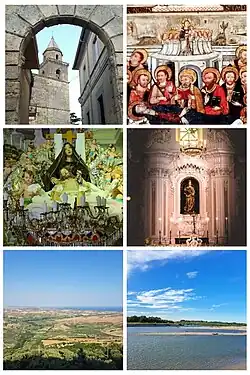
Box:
127;315;246;327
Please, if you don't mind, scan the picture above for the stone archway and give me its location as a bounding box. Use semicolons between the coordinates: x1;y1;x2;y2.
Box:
5;5;123;124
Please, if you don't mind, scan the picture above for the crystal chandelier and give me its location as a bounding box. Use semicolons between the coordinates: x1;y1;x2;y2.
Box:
3;197;122;246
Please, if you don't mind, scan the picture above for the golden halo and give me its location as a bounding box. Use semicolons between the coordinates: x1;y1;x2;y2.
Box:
128;100;147;122
181;18;192;27
127;70;132;84
243;94;247;105
202;67;220;84
154;65;172;80
239;66;247;77
179;68;197;84
235;45;247;59
133;68;151;85
130;48;148;65
221;66;239;82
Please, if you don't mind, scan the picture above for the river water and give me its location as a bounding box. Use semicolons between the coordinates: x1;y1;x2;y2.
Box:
127;326;246;370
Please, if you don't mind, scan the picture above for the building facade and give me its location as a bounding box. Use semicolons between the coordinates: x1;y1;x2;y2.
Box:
29;37;70;125
73;29;122;125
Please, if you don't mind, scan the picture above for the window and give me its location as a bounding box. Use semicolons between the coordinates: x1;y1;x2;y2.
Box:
56;54;58;60
87;111;90;124
56;69;61;79
92;36;99;65
97;94;106;124
82;64;87;87
42;70;44;75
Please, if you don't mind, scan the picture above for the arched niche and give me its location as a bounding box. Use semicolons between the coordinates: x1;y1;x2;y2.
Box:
180;177;200;215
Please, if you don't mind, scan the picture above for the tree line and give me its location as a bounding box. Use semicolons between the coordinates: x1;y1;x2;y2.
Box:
127;315;246;326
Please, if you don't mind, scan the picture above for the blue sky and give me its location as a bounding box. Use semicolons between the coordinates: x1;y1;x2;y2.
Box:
34;25;82;117
4;250;123;308
127;250;246;323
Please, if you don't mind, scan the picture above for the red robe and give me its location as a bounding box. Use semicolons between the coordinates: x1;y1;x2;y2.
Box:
203;84;229;115
129;87;149;105
150;81;176;105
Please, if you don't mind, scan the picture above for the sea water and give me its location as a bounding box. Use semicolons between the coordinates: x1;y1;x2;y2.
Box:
127;326;246;370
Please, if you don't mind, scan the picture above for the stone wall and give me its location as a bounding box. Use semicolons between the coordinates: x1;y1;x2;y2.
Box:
30;74;70;124
19;69;32;124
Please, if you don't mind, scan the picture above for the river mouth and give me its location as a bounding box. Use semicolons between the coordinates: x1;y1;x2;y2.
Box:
127;327;247;370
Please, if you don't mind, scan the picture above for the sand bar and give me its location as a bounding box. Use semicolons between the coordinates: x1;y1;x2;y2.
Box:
137;331;246;336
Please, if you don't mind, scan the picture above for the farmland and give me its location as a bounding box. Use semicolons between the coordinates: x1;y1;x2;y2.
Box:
3;308;123;370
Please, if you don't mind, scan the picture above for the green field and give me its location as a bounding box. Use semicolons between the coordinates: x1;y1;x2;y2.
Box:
4;309;123;370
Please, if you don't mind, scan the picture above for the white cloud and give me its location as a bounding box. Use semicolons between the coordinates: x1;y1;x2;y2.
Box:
127;250;210;275
186;271;198;279
209;303;228;311
127;287;200;311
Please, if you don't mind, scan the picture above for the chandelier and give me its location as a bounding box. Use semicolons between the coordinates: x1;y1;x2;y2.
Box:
3;199;122;246
180;144;205;157
179;129;206;157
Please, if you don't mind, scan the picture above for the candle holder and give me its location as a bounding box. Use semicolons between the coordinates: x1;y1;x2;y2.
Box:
3;199;122;246
158;230;162;245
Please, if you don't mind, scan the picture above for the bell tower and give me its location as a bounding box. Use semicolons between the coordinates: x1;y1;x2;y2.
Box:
39;36;69;82
29;36;70;124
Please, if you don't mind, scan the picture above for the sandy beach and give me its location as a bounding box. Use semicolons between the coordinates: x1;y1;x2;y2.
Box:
222;361;247;370
196;326;246;331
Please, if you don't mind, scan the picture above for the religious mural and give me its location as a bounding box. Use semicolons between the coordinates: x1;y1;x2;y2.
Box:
3;129;123;246
127;5;247;125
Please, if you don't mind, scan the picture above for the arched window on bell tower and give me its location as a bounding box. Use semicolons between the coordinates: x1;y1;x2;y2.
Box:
56;69;61;79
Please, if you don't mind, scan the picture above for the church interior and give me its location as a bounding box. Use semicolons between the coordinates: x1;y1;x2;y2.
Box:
3;128;123;246
127;128;246;246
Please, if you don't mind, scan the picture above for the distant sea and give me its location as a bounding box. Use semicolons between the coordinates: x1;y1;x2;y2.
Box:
57;306;123;312
5;306;123;312
128;326;246;370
